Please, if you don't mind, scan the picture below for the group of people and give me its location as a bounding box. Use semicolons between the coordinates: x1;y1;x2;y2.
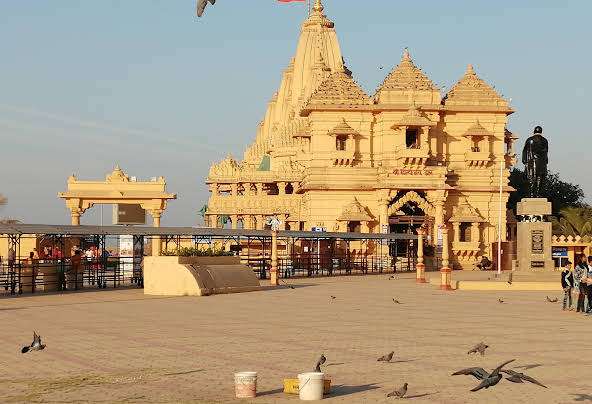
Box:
561;254;592;314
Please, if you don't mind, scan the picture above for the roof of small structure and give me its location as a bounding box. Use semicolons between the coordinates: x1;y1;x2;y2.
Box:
375;49;438;95
444;64;508;106
303;70;371;109
328;119;360;137
337;198;374;222
463;120;493;137
392;106;436;128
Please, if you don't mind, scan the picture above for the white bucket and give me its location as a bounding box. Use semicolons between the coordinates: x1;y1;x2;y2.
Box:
234;371;257;399
298;372;325;401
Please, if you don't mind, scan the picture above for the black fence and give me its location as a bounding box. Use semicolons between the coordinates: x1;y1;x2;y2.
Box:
244;254;441;280
0;256;142;296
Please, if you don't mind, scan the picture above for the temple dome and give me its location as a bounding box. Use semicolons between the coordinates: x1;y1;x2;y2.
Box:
443;64;508;107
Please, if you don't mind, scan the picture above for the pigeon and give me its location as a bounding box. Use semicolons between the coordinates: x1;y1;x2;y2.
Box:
502;369;547;388
314;354;327;372
498;298;505;304
386;382;407;398
196;0;216;17
452;367;490;380
470;359;515;392
467;342;489;356
388;275;396;280
21;331;46;354
377;351;395;362
330;295;336;300
546;296;558;303
392;298;402;304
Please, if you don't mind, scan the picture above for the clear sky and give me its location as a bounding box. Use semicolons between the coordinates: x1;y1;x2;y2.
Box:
1;0;590;225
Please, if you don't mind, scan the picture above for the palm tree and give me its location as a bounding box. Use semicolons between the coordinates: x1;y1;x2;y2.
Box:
552;207;592;236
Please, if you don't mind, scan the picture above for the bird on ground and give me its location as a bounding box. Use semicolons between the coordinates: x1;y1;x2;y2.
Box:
386;382;408;398
498;298;505;304
330;295;336;300
507;272;513;285
21;331;46;354
196;0;216;17
377;351;395;362
280;280;295;289
392;298;402;304
546;296;558;303
502;369;547;388
467;342;489;356
388;275;396;280
470;359;515;392
314;354;327;372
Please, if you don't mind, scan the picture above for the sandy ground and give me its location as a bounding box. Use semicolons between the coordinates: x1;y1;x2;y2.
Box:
0;273;590;403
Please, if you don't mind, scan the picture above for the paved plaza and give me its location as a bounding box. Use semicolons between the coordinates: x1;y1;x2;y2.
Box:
0;274;590;403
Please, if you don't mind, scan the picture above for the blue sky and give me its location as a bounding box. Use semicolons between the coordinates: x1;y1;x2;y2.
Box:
0;0;590;225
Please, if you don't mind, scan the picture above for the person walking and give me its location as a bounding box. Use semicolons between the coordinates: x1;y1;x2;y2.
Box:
587;256;592;314
574;254;588;313
561;260;574;311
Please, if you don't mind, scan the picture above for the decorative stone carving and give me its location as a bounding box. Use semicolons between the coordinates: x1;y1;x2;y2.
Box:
337;197;374;222
387;191;435;217
449;199;485;223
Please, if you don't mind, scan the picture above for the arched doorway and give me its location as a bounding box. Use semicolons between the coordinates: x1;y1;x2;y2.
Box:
386;191;435;270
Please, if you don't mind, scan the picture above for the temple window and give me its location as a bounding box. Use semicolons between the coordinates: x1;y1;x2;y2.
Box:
336;135;347;151
285;183;294;194
266;183;279;195
471;137;481;152
460;222;472;242
405;128;419;149
347;221;361;233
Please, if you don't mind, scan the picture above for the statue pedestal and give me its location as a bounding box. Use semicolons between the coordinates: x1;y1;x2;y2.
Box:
516;198;554;272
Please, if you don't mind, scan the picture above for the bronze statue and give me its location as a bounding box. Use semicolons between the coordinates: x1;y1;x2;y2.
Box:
521;126;548;198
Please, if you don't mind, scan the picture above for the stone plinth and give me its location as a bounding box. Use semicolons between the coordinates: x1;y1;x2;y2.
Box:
516;198;554;272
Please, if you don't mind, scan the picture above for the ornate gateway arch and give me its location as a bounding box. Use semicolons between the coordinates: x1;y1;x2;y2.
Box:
387;191;435;218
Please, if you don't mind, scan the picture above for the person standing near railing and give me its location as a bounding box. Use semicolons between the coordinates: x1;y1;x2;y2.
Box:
67;250;83;290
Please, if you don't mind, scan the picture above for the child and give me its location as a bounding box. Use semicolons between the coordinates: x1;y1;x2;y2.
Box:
561;260;574;311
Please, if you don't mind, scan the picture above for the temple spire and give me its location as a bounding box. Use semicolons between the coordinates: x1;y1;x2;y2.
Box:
313;0;324;13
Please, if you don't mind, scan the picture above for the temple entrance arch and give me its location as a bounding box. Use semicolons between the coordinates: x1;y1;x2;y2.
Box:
386;191;435;266
58;166;176;227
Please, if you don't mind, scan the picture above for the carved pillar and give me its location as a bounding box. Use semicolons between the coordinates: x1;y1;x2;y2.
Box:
256;183;264;196
256;215;265;230
291;182;300;194
452;222;461;243
149;210;163;257
379;198;389;233
434;200;445;243
471;222;480;244
230;214;238;230
440;225;453;291
230;183;238;197
210;214;218;229
416;228;426;283
278;182;286;195
70;208;83;226
270;230;278;286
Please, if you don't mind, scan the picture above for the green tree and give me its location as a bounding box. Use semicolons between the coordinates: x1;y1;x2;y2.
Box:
508;168;586;215
551;206;592;237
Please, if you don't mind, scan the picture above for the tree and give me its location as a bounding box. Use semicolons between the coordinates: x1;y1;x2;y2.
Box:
0;194;6;206
508;168;586;215
0;194;21;224
551;206;592;237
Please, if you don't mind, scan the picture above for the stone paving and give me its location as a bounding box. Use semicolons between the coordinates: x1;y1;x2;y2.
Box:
0;273;590;403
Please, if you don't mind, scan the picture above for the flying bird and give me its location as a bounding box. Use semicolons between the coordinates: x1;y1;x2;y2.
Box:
452;367;490;380
467;342;489;356
21;331;46;354
546;296;558;303
470;359;515;392
196;0;216;17
386;382;408;398
502;369;547;388
377;351;395;362
314;354;327;372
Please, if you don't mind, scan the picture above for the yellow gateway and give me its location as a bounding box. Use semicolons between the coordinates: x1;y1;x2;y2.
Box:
205;0;518;270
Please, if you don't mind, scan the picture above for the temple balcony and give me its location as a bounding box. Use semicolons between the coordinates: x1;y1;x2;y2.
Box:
464;150;492;168
394;145;430;167
331;150;358;166
207;193;302;216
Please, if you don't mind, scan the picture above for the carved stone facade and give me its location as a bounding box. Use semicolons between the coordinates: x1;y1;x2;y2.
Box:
204;0;516;269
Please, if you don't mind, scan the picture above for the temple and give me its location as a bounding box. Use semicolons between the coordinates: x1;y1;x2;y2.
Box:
205;0;517;270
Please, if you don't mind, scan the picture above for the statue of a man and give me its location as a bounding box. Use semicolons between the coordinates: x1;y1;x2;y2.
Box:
521;125;548;198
